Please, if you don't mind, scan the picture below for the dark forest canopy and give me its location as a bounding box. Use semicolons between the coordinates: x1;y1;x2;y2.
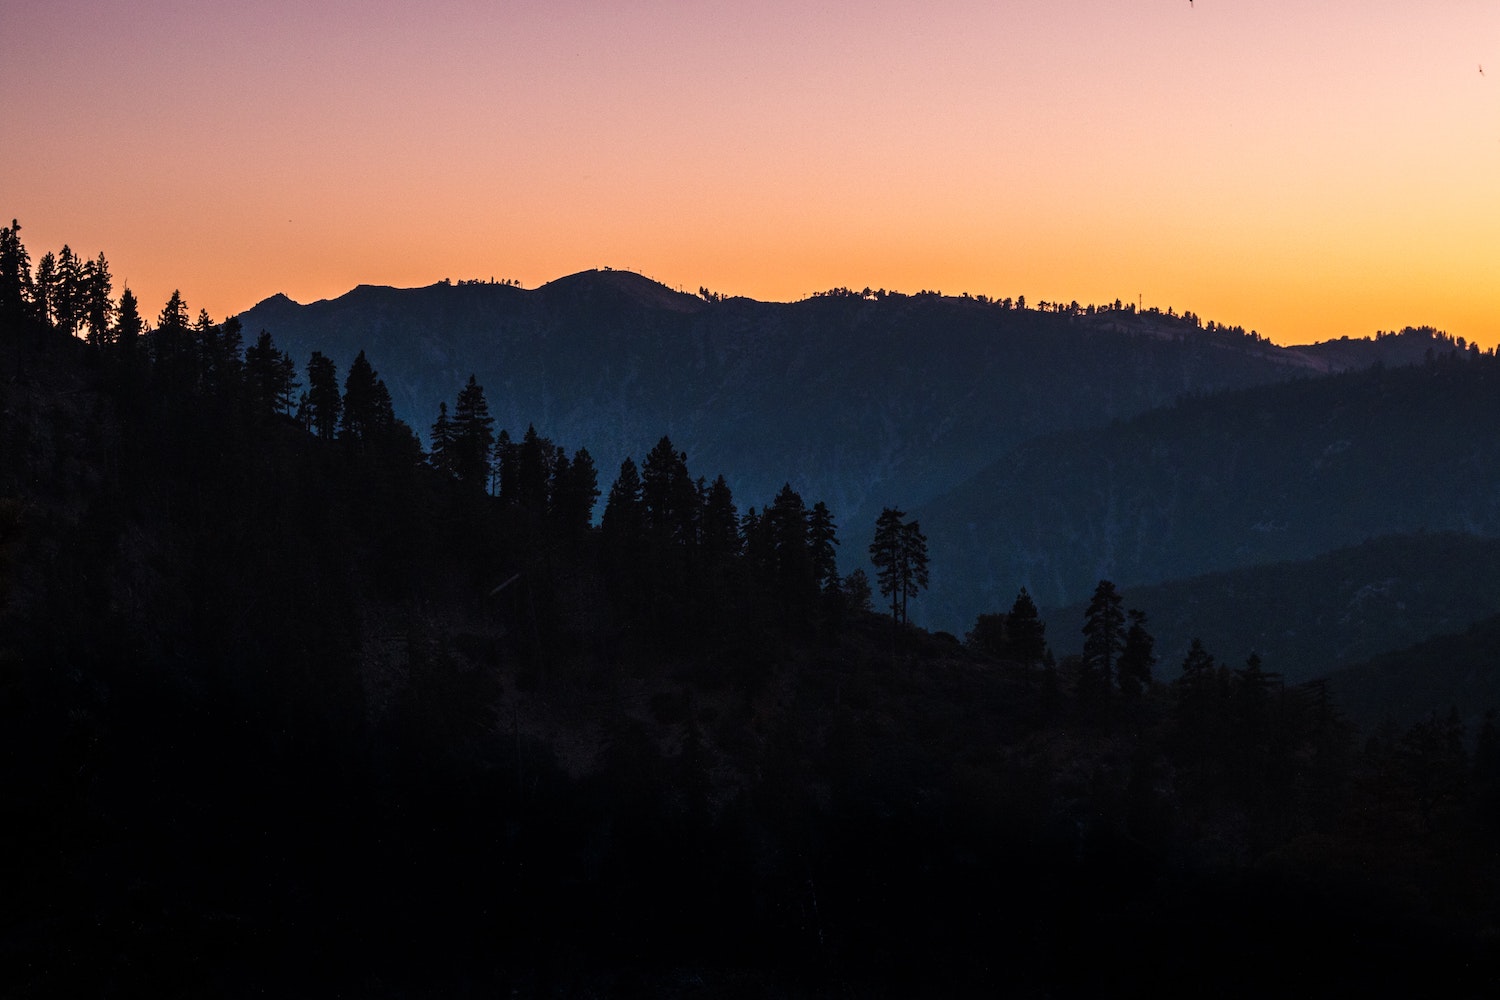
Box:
4;221;1500;994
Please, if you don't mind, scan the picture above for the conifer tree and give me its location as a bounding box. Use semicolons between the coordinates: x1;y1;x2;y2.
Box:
210;314;244;391
0;220;32;321
515;424;549;510
114;287;143;352
53;246;84;337
550;447;599;539
700;475;740;565
276;350;299;414
869;507;929;626
451;374;495;489
1008;587;1048;686
1081;579;1125;688
766;483;813;614
872;508;905;604
157;288;189;336
153;290;197;389
193;309;241;395
339;350;396;446
602;457;645;539
601;458;646;592
244;329;291;413
366;364;396;437
808;501;840;596
33;251;56;326
842;567;874;614
641;436;695;544
306;351;342;439
899;519;930;621
82;252;114;346
429;402;455;476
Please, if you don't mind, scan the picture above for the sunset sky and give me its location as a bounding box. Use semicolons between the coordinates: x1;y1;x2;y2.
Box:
4;1;1497;346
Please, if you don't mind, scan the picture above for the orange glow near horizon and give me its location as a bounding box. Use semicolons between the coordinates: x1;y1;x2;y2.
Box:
4;2;1498;347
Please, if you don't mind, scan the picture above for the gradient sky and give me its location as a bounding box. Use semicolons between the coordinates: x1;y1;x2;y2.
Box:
4;1;1497;346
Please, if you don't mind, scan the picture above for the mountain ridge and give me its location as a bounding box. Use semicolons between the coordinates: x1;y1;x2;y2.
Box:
236;273;1449;509
237;272;1479;632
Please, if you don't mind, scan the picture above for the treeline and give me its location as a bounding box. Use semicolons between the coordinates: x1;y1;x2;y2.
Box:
803;283;1274;341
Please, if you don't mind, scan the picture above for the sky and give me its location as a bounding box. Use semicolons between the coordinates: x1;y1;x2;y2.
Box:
3;1;1498;347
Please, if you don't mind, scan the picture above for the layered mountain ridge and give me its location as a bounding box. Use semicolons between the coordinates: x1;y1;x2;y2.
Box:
919;354;1500;628
238;274;1445;512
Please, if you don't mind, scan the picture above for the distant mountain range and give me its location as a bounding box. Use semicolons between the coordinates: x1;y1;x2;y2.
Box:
918;354;1500;630
237;271;1480;636
1045;532;1500;687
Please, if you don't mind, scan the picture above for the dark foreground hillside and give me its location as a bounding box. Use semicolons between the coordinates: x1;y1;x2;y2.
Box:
4;259;1500;995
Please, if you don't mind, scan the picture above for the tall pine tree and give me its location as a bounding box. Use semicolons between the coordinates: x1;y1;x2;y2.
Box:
451;374;495;490
1081;579;1125;689
869;507;929;626
82;252;114;346
340;350;395;446
0;220;32;321
429;402;456;477
305;351;342;439
807;501;840;596
1008;587;1047;686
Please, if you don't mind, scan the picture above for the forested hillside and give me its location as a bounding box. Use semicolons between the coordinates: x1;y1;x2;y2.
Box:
5;223;1500;995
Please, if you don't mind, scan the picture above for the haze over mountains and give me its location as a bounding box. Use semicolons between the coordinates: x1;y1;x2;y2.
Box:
239;270;1483;641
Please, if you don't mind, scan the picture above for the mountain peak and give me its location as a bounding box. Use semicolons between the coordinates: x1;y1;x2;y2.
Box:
247;291;302;310
538;268;707;313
